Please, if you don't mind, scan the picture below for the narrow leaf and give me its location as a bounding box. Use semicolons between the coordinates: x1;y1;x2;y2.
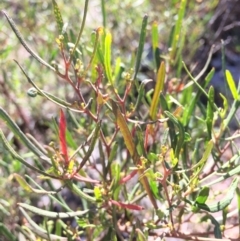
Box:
206;86;214;139
66;181;96;203
14;174;56;194
0;107;50;163
132;79;151;113
196;177;239;212
160;94;177;149
208;215;222;239
219;93;228;119
149;61;165;120
104;32;113;84
225;69;238;100
76;122;101;171
133;14;148;81
110;199;144;211
151;21;160;71
151;21;158;50
236;187;240;234
72;173;99;184
18;203;88;218
0;130;58;179
170;0;187;60
59;109;69;164
111;101;135;157
0;223;17;241
164;110;185;158
204;67;215;87
111;100;158;209
119;169;138;184
15;61;82;113
70;0;89;59
195;186;210;204
19;207;68;241
136;228;147;241
2;10;55;71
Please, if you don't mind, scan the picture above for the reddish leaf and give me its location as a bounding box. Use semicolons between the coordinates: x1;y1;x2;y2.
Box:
72;173;100;184
110;199;144;210
59;109;68;164
119;169;138;184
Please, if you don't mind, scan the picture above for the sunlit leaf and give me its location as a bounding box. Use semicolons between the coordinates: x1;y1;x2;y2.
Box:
104;32;113;84
13;174;56;194
149;62;165;120
195;186;209;204
225;69;238;100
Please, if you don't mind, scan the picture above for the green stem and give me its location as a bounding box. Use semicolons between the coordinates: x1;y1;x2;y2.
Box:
70;0;89;60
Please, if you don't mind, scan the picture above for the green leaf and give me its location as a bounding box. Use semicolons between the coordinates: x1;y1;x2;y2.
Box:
18;203;88;218
206;86;214;139
195;186;209;204
200;215;222;239
182;65;212;125
133;14;148;81
0;130;58;178
77;219;96;228
184;132;191;142
74;121;101;171
164;111;185;158
237;187;240;229
133;79;150;112
0;107;50;163
15;61;83;113
149;62;165;120
149;179;161;200
111;162;121;188
14;174;56;194
111;100;158;209
104;32;113;84
147;152;158;163
204;67;215;86
169;148;178;168
19;207;68;241
113;56;121;79
225;69;238;100
0;223;17;241
96;28;105;65
170;0;187;61
111;101;135;158
151;21;160;71
160;93;177;149
219;93;228;119
196;177;239;212
188;140;213;185
2;10;55;71
70;0;89;59
94;186;102;202
101;0;106;28
151;21;158;50
108;141;118;163
136;228;147;241
66;181;96;203
209;215;222;239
